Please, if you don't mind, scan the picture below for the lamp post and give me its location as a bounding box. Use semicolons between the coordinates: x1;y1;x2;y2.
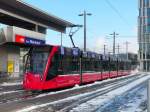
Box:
110;32;119;55
104;44;107;56
79;11;92;52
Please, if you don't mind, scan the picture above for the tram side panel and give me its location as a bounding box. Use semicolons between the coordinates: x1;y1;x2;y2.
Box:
23;46;133;91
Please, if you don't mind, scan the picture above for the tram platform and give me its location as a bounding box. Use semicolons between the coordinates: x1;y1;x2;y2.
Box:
0;73;22;84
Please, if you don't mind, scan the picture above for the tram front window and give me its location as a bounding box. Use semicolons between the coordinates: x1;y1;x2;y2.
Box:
25;47;51;75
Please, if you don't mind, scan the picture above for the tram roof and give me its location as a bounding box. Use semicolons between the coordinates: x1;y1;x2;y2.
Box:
3;42;126;61
0;0;75;33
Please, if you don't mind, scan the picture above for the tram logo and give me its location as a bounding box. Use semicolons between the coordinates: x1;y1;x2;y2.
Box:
15;34;25;43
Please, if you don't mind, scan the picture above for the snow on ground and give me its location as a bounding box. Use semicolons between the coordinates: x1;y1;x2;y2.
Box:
17;78;126;112
0;90;24;96
0;82;22;86
16;72;143;112
70;74;150;112
97;83;147;112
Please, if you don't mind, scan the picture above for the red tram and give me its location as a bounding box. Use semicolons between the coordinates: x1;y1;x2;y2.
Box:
23;45;133;91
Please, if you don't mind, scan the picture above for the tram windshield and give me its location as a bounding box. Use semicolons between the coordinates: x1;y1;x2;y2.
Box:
25;47;52;75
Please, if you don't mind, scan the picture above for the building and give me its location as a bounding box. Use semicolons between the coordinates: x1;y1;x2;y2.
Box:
0;0;74;77
138;0;150;71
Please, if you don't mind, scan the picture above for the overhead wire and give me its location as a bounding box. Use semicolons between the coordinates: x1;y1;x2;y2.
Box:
105;0;132;29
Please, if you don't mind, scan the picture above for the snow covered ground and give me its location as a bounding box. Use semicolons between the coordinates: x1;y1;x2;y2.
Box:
0;82;22;86
16;72;144;112
11;70;150;112
70;74;150;112
97;83;147;112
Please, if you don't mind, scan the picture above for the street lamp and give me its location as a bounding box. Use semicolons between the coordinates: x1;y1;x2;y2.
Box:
79;11;92;52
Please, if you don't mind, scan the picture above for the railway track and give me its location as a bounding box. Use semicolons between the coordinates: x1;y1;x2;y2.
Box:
0;73;144;112
31;74;145;112
0;90;40;104
0;84;22;92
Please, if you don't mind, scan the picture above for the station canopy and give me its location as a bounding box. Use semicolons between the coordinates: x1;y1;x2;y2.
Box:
0;0;75;33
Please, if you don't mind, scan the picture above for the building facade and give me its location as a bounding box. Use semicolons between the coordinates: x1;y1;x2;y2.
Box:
0;0;74;78
138;0;150;71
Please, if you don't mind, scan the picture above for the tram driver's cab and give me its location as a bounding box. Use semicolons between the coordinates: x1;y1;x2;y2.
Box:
23;45;59;90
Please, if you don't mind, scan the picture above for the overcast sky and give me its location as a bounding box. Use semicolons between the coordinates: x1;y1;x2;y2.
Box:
25;0;138;54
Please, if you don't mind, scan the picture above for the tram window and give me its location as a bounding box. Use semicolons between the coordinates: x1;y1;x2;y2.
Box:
31;52;49;74
93;59;100;72
48;50;104;75
25;47;50;75
24;46;52;75
61;55;72;74
110;61;115;71
71;56;80;74
57;55;64;75
46;53;60;81
56;54;80;75
102;60;109;71
95;60;100;71
82;57;100;73
82;57;89;72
